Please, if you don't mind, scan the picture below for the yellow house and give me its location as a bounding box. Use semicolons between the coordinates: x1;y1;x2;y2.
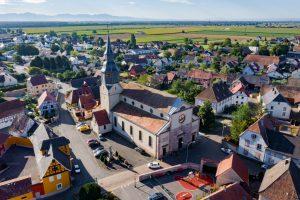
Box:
30;123;72;197
0;176;34;200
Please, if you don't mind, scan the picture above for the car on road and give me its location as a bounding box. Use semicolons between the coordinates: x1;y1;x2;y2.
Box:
87;139;98;145
74;164;81;174
147;162;161;169
77;124;90;132
98;134;105;141
134;147;146;155
94;149;108;157
148;192;166;200
76;122;87;128
92;147;104;154
221;147;233;154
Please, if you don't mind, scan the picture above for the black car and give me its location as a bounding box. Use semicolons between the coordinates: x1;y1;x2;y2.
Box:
148;192;166;200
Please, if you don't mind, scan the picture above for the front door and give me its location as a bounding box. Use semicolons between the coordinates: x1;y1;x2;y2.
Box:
163;147;167;156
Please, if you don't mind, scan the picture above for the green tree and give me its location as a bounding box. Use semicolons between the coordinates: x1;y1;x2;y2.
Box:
51;44;60;53
198;101;215;131
163;51;171;58
129;34;137;49
271;44;289;56
79;183;102;200
64;43;73;55
223;38;232;47
137;74;150;85
16;44;39;56
49;30;57;37
30;56;43;68
259;46;270;56
230;104;257;143
250;40;260;47
28;67;43;75
203;37;208;45
13;54;23;64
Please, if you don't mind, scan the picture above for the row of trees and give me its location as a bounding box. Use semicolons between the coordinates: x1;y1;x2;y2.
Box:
30;55;71;72
16;44;39;56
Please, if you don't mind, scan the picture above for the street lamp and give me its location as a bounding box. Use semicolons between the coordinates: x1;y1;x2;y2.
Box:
186;141;196;163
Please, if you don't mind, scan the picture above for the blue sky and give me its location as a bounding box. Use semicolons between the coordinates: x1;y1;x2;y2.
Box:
0;0;299;20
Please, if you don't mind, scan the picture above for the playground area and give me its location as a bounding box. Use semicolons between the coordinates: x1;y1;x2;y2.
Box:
141;169;216;200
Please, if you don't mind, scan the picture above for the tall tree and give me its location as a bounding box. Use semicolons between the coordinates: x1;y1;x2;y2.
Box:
129;34;137;49
198;101;215;131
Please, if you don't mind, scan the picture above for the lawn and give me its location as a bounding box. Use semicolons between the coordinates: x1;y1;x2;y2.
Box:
23;25;300;43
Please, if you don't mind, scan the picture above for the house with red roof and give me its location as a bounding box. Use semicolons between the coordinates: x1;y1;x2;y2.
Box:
216;154;249;186
37;91;58;117
0;99;25;129
129;64;146;77
91;110;112;135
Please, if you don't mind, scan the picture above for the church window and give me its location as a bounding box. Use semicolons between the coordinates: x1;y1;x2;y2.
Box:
160;113;164;118
114;117;117;127
139;131;142;141
132;101;135;106
148;136;152;147
140;104;144;109
124;98;127;102
130;126;133;135
122;121;125;131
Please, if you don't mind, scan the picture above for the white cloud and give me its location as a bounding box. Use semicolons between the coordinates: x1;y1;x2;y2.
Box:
128;1;136;5
0;0;46;4
161;0;193;5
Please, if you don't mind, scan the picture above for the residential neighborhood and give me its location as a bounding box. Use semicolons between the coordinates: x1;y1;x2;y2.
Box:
0;2;300;200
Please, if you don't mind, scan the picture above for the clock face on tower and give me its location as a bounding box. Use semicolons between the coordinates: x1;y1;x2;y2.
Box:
179;114;186;124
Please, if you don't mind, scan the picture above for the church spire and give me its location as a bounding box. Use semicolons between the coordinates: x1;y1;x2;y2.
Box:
101;32;120;86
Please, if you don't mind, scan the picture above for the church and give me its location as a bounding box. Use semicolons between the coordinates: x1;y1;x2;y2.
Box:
91;34;200;159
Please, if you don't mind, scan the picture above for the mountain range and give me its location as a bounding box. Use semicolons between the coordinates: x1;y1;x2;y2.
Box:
0;12;147;22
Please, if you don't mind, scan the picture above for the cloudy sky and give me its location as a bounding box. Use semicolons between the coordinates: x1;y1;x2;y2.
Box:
0;0;299;20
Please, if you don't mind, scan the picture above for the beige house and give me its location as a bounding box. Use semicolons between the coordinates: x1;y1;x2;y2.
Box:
27;75;55;96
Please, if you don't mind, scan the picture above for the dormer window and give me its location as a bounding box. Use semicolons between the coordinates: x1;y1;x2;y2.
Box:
132;101;135;106
140;104;144;109
160;113;164;118
251;134;257;140
124;98;127;102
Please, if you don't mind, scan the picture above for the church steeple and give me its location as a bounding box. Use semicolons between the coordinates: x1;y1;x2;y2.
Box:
101;33;120;86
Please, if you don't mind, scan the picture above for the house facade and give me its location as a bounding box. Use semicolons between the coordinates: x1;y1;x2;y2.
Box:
27;75;55;96
37;91;59;117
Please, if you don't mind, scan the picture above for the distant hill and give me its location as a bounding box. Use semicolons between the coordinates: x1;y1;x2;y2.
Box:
0;12;147;22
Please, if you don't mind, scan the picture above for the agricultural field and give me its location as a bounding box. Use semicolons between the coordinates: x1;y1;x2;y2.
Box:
23;25;300;43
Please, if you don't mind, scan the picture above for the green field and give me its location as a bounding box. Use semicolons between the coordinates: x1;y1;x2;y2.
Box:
24;25;300;43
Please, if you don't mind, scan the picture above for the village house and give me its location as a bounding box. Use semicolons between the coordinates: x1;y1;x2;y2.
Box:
243;54;280;68
0;72;18;87
91;110;112;135
215;154;249;186
259;158;300;200
98;34;200;158
238;115;300;166
9;114;35;138
0;99;25;129
195;81;248;114
30;123;72;197
242;62;262;75
187;69;227;88
27;75;55;96
261;87;292;120
129;64;146;77
37;91;59;118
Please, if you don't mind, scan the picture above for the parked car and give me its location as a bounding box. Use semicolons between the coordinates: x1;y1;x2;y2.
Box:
98;134;105;141
221;147;233;154
134;147;146;155
87;139;98;145
76;122;86;128
147;162;161;169
77;124;90;132
148;192;166;200
92;147;104;154
74;164;81;174
94;149;108;157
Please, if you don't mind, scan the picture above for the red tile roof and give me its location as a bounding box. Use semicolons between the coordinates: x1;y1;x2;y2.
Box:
0;99;25;119
37;91;56;107
205;182;251;200
216;154;249;185
244;55;280;67
112;102;168;134
166;72;176;82
188;69;213;80
93;110;111;126
79;94;97;110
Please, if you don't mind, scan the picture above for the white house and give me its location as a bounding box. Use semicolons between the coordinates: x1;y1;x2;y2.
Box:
91;110;112;135
97;34;200;158
261;87;291;120
266;64;285;79
195;81;249;114
0;72;18;87
238;115;300;166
